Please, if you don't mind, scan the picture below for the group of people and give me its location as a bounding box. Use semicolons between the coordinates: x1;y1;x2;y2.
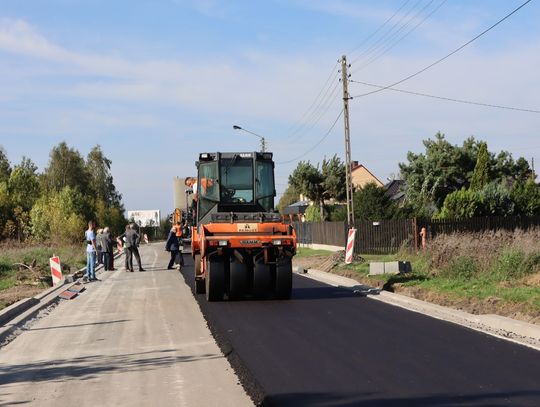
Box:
84;221;145;282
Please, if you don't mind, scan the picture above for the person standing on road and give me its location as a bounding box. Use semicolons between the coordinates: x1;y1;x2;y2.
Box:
165;227;182;270
84;220;98;282
118;224;133;272
101;227;113;271
129;223;145;272
96;228;104;266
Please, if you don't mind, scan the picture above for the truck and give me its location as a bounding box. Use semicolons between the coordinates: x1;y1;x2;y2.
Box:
191;152;296;301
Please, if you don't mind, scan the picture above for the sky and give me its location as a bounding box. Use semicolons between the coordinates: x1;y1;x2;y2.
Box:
0;0;539;217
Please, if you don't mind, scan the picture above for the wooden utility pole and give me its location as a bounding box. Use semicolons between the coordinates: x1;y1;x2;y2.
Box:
341;55;355;227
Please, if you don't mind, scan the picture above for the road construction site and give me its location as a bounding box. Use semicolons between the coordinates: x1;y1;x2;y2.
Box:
1;243;540;406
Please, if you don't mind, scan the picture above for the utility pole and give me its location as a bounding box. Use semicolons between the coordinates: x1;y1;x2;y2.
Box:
341;55;355;227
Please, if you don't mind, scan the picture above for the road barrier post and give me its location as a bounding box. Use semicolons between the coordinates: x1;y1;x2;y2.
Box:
49;256;63;286
345;228;357;264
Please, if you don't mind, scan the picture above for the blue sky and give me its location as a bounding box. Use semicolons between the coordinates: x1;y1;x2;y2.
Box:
0;0;539;216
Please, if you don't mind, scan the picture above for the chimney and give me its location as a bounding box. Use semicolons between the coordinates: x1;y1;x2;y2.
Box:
351;161;359;170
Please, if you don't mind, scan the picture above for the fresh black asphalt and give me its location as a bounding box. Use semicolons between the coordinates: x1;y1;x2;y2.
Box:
179;256;540;407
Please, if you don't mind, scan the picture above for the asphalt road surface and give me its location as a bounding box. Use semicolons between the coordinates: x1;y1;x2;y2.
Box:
180;256;540;407
0;243;252;407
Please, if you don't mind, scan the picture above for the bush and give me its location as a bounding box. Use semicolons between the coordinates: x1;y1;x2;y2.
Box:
304;205;321;222
491;248;525;280
441;256;478;280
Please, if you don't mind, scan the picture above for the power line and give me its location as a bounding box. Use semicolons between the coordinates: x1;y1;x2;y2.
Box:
353;0;447;73
351;0;533;99
287;62;339;136
351;0;429;65
350;79;540;114
277;109;344;165
348;0;412;57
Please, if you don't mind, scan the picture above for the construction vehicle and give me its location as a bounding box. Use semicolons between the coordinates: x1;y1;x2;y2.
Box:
191;152;296;301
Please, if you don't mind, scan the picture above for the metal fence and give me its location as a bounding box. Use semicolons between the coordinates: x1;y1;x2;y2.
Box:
293;216;540;254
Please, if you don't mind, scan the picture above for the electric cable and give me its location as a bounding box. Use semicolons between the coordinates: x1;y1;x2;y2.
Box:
277;109;344;165
351;0;533;99
353;0;447;73
349;79;540;113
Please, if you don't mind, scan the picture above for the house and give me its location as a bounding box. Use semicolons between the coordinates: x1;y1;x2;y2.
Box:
384;179;406;202
283;200;310;222
351;161;383;189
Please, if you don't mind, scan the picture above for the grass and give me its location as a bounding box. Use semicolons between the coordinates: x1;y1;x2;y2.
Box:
0;242;87;294
296;247;334;257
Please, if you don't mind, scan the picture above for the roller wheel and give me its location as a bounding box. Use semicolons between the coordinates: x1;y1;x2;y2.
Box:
253;262;271;299
206;257;225;301
229;258;248;300
195;278;205;294
194;254;205;294
275;257;293;299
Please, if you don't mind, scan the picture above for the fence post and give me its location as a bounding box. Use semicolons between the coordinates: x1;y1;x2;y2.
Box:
412;217;418;251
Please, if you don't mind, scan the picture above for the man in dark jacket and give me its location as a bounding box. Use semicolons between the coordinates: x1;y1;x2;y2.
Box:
165;227;182;269
102;227;116;271
118;224;145;272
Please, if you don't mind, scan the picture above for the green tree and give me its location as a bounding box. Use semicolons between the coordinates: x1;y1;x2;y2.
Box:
511;180;540;216
353;182;396;221
288;161;324;220
470;142;489;191
0;147;11;183
30;186;91;243
399;133;477;213
86;145;123;207
481;183;514;216
42;142;90;194
438;188;483;219
321;155;346;202
304;205;321;222
277;185;299;214
8;157;40;211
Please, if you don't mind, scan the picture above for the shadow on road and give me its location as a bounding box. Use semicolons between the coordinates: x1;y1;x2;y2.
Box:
21;319;132;332
0;348;222;386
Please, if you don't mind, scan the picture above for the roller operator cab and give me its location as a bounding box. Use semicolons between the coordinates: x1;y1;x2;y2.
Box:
191;152;296;301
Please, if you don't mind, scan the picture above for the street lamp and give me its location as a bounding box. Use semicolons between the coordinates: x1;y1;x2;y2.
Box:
233;125;267;152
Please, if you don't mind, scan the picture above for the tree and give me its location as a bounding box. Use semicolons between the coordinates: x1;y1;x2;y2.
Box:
288;161;324;220
353;182;396;221
321;155;346;202
399;133;477;213
30;186;90;243
0;147;11;183
470;142;489;191
400;133;532;215
438;188;483;219
511;180;540;216
277;185;299;214
42;142;90;194
86;145;123;207
8;157;40;211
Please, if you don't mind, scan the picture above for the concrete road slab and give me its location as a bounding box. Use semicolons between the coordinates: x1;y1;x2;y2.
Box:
0;243;252;407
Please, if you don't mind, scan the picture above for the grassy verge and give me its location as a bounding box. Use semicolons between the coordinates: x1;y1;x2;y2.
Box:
0;242;87;309
296;247;334;257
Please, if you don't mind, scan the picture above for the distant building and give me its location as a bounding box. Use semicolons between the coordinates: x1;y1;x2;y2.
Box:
384;179;406;203
351;161;383;189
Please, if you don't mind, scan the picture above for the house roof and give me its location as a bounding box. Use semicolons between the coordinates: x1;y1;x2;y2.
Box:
384;179;406;200
283;200;310;215
351;164;383;186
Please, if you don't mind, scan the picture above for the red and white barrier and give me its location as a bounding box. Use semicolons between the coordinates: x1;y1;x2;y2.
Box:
49;256;63;285
345;228;357;264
